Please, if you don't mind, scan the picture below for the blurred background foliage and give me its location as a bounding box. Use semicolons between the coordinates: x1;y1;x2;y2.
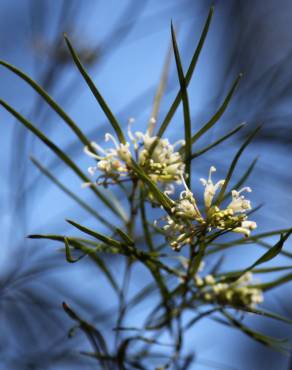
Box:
0;0;291;369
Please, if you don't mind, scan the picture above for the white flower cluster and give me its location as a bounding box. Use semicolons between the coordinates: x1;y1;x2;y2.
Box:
160;166;257;251
200;166;257;237
195;272;263;308
84;118;185;187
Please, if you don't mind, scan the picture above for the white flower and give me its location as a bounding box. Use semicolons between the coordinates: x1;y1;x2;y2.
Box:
157;165;258;250
200;166;257;238
227;187;252;213
198;271;264;309
84;118;185;186
233;220;257;237
200;166;225;209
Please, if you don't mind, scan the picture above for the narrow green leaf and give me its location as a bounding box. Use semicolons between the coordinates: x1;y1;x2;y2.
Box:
171;22;192;186
157;6;214;137
215;125;261;206
67;219;124;248
189;74;242;146
0;99;124;219
217;265;292;277
116;228;134;246
222;230;292;282
223;157;258;201
64;34;126;144
0;60;93;149
185;308;220;330
222;310;288;350
252;266;292;273
28;234;119;254
240;307;292;325
251;273;292;291
245;231;292;268
64;237;84;263
28;234;119;290
62;302;110;368
31;156;113;230
191;122;246;159
207;233;292;259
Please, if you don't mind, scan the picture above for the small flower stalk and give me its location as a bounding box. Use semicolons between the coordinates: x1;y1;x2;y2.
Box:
84;118;185;187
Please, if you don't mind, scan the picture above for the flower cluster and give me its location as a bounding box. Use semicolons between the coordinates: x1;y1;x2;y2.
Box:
195;272;263;308
84;118;185;187
200;166;257;237
160;166;257;251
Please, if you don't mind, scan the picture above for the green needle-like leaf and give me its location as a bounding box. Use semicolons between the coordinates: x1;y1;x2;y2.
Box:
157;6;214;137
191;122;246;159
28;234;119;291
67;219;124;248
222;230;292;282
64;34;126;144
240;307;292;325
189;74;242;145
215;125;261;206
252;273;292;291
0;60;93;149
171;22;192;186
223;157;258;201
222;310;288;351
115;228;134;246
64;237;84;263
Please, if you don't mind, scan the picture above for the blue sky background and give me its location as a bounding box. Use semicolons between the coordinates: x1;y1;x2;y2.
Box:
0;1;292;369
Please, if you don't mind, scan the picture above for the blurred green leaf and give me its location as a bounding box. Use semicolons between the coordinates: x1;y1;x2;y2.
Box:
148;44;172;135
28;234;119;291
240;307;292;325
63;302;111;369
222;310;288;351
251;273;292;291
31;156;113;230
